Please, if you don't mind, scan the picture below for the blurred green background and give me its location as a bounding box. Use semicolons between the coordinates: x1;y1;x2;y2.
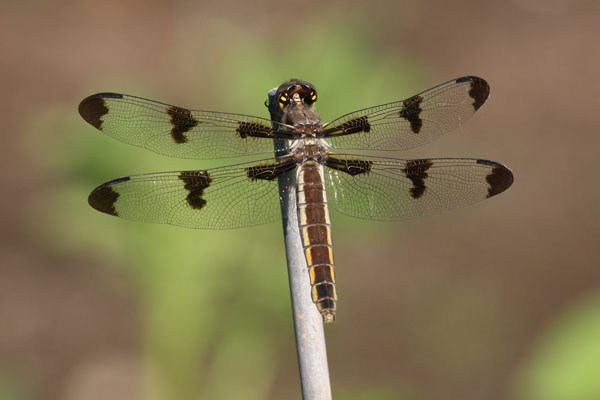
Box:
1;1;599;399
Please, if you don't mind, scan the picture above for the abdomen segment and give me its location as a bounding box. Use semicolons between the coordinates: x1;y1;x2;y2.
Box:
297;162;337;322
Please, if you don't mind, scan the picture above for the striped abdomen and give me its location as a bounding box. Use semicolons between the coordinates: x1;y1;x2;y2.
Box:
297;161;337;322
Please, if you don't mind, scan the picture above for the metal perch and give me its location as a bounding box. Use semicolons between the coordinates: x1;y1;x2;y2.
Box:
268;88;333;400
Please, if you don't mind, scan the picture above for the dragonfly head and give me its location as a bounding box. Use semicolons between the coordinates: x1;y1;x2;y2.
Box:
276;79;317;110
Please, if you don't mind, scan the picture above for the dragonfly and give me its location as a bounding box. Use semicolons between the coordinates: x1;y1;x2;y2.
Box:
79;76;513;323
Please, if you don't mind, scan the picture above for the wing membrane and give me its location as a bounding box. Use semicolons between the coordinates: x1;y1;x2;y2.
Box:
79;93;294;159
323;76;490;151
88;158;296;229
324;155;513;221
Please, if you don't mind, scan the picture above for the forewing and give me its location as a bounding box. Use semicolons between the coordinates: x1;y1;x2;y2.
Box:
325;155;513;221
88;159;296;229
323;76;490;151
79;93;292;159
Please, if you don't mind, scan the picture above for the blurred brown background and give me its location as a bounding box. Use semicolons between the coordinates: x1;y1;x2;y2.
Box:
1;0;599;399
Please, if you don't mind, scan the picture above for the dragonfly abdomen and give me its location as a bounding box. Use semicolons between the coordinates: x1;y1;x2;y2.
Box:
296;161;337;322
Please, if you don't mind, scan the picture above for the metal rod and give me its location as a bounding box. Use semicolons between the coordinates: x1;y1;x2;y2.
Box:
268;88;332;400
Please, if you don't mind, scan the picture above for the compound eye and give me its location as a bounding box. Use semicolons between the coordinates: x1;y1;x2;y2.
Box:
279;94;289;109
305;90;317;105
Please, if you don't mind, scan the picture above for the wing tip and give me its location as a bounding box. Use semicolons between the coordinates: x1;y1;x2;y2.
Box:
88;177;130;216
78;92;123;129
456;76;490;110
477;159;514;198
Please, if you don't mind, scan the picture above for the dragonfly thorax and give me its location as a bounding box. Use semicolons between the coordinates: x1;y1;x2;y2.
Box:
290;138;330;162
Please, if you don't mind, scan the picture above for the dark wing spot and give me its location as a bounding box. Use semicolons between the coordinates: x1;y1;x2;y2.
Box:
167;106;199;144
322;116;371;137
338;116;371;135
79;93;120;129
236;121;274;138
325;157;373;176
477;160;514;197
246;160;295;181
246;164;278;181
179;171;211;209
457;76;490;111
398;94;423;134
403;159;433;199
88;179;127;216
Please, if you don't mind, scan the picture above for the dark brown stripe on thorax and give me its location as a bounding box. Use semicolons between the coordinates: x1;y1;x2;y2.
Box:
296;162;337;322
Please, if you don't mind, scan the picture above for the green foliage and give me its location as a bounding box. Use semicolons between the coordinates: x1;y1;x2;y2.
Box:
0;372;28;400
514;292;600;400
336;384;416;400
